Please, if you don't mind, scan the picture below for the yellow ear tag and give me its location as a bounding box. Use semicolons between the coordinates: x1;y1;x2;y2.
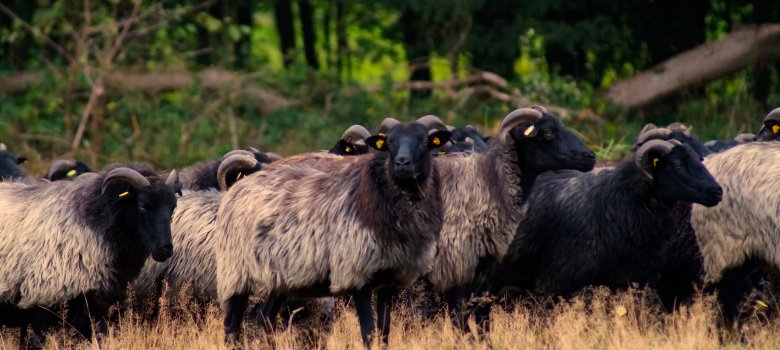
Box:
652;158;659;167
378;132;386;137
236;172;244;180
375;139;385;149
757;300;769;309
772;125;779;134
523;125;535;136
432;137;441;146
345;146;352;153
66;169;77;177
118;191;129;198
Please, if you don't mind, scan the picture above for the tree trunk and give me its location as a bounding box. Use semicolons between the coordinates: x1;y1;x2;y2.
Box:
297;0;319;69
336;1;348;79
273;0;296;68
401;8;431;99
234;0;254;69
606;24;780;109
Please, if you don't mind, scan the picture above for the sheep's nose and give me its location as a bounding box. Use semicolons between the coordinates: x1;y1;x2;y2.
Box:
582;151;596;160
395;157;410;167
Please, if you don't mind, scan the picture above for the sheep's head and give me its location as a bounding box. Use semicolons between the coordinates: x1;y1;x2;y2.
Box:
47;159;93;181
636;140;722;207
329;125;371;156
502;106;595;173
217;152;261;191
366;122;451;188
756;107;780;141
0;143;26;181
636;123;712;156
102;167;180;262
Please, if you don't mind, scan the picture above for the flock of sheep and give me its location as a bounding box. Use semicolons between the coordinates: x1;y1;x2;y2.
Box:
0;105;779;349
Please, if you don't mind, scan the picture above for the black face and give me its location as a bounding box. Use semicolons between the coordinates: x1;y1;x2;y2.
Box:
224;163;263;189
367;123;451;185
757;120;780;141
49;161;93;181
329;139;370;156
649;145;722;207
510;114;596;173
105;181;177;262
0;151;26;180
443;127;487;154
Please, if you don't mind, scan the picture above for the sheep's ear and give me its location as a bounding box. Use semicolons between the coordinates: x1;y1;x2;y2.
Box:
332;139;360;155
366;135;387;151
427;130;452;149
765;120;780;135
16;157;27;165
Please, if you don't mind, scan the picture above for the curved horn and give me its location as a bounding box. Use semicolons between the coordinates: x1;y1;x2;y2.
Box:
47;159;77;179
265;152;283;161
666;122;691;136
340;125;371;143
101;168;151;194
165;169;179;188
636;127;673;146
498;108;542;137
638;123;658;138
416;115;448;131
530;105;549;114
734;133;756;143
0;143;6;151
377;117;401;134
223;149;255;159
217;154;258;191
765;107;780;121
635;139;677;177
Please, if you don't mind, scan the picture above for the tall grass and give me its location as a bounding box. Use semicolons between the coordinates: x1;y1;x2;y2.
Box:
6;288;780;350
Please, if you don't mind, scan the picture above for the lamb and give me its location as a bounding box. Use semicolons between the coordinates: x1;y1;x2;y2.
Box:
46;159;93;181
689;142;780;325
132;153;260;304
423;106;596;328
0;164;179;347
494;140;722;301
0;143;26;180
215;122;452;347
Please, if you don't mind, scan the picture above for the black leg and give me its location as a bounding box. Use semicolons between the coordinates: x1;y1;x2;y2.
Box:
376;287;396;346
717;265;758;329
472;284;493;338
258;295;287;331
223;293;250;344
26;307;50;350
353;285;375;348
444;287;466;332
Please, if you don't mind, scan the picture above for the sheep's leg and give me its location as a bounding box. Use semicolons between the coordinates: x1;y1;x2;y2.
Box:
258;295;287;331
223;293;249;344
445;287;467;332
25;307;49;350
717;264;759;330
353;286;376;348
376;287;396;345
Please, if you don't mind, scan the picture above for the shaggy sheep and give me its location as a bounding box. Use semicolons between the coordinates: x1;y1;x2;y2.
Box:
133;153;260;304
0;143;26;180
637;123;712;156
328;125;371;156
0;164;179;347
495;140;722;300
415;115;487;154
423;106;596;329
46;159;93;181
215;122;451;347
690;142;780;324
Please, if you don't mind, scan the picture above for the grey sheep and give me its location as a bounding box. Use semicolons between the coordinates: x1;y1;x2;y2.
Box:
423;106;596;328
215;122;452;347
0;164;179;347
133;154;260;303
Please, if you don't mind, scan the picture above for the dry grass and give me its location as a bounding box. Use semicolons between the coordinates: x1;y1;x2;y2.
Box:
2;288;780;350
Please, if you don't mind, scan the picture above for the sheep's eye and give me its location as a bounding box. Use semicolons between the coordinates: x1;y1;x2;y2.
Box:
138;206;147;214
543;131;555;140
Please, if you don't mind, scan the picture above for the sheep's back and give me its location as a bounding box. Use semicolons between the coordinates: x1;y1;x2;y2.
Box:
0;175;115;308
693;142;780;282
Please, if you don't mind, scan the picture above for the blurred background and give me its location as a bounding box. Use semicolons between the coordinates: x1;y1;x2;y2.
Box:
1;0;779;173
